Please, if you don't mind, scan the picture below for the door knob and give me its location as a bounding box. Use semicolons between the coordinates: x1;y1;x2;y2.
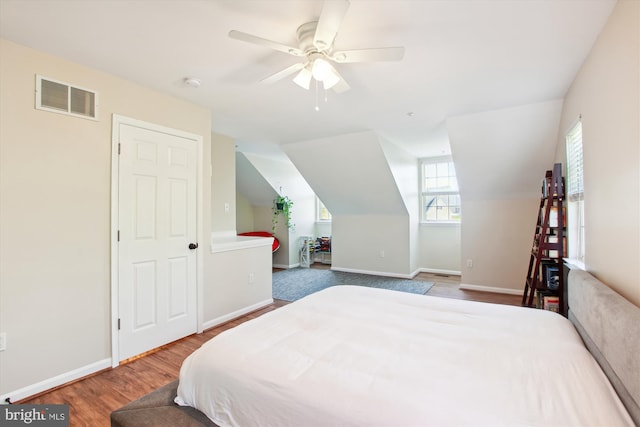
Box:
188;243;198;250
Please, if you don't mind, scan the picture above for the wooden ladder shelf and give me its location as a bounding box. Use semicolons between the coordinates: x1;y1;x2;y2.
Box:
521;163;566;315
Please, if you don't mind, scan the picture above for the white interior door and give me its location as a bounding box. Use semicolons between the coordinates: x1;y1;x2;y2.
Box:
117;121;198;361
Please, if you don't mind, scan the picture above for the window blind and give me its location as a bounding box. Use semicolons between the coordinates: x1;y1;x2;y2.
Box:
565;120;585;262
566;121;583;201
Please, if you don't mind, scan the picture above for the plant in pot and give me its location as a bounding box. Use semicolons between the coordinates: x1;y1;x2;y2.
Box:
272;195;294;233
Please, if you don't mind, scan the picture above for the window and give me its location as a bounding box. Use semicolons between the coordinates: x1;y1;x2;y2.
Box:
420;156;461;222
316;197;331;222
566;120;584;263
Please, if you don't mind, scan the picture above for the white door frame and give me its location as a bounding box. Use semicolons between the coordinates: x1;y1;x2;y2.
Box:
110;114;204;367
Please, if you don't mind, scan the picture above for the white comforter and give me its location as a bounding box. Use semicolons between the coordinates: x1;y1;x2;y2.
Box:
176;285;633;426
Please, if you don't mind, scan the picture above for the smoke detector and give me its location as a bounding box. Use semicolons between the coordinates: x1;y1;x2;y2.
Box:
183;77;201;88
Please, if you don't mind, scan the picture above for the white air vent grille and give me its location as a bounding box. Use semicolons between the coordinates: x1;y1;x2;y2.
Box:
36;75;98;120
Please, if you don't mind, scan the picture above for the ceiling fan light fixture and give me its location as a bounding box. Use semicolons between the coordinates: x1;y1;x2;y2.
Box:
322;67;340;90
311;57;332;81
293;67;313;90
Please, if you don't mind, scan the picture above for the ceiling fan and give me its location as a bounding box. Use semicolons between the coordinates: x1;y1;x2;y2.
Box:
228;0;405;94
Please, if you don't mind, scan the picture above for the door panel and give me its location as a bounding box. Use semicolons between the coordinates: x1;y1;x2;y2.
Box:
118;123;197;361
133;261;157;330
168;256;188;319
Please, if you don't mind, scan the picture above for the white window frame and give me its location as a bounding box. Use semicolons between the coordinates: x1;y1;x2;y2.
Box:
316;197;332;222
566;119;585;265
420;156;461;223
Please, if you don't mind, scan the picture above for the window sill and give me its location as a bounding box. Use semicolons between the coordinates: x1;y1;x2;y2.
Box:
563;258;585;271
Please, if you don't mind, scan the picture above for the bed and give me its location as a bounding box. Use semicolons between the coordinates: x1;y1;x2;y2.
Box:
173;271;638;427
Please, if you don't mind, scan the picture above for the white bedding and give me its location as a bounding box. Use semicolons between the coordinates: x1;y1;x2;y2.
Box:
176;285;633;426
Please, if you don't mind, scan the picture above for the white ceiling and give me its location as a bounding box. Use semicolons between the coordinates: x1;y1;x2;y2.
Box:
0;0;616;158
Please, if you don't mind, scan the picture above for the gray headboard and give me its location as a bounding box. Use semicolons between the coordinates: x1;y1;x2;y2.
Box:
567;269;640;425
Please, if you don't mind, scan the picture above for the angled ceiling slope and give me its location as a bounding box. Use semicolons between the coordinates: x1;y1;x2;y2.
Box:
237;151;314;206
282;131;408;216
447;99;564;200
236;152;278;207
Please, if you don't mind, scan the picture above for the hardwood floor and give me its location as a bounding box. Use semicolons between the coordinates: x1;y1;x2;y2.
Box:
420;271;522;305
21;264;520;426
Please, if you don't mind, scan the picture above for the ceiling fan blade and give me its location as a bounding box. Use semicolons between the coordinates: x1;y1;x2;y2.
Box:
313;0;350;52
260;62;306;84
330;47;405;63
229;30;304;57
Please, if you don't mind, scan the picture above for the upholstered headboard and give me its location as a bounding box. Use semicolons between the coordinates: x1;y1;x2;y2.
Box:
567;269;640;425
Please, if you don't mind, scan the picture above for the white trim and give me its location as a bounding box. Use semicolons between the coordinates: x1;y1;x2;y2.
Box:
459;283;522;295
211;231;273;253
0;358;111;403
563;258;586;271
419;221;461;228
202;299;274;331
110;117;120;367
110;114;204;366
419;268;462;276
331;266;414;280
273;262;300;269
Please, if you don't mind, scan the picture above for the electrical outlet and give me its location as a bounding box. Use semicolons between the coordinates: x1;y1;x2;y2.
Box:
380;250;385;258
224;202;230;213
248;272;255;284
466;259;473;268
0;333;6;351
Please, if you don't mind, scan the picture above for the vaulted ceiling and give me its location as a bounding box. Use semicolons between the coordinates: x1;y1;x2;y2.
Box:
0;0;616;161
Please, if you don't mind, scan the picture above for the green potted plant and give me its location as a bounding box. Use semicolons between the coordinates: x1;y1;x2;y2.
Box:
272;195;294;233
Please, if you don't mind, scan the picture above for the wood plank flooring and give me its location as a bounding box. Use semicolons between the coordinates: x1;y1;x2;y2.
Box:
20;265;520;426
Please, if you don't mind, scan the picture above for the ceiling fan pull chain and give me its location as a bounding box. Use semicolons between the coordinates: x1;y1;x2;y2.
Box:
315;79;320;111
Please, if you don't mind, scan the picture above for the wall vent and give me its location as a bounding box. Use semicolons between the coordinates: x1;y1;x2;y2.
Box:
35;75;98;120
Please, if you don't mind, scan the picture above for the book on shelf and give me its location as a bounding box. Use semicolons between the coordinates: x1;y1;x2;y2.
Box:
543;295;560;313
545;266;560;290
548;207;566;228
536;289;558;310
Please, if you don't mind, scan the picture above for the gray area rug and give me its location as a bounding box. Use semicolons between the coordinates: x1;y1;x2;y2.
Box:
273;268;434;302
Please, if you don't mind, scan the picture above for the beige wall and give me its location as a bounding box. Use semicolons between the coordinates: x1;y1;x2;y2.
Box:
419;224;461;274
0;39;212;397
460;198;539;291
211;132;236;232
332;215;412;277
555;0;640;306
204;245;272;325
235;191;255;233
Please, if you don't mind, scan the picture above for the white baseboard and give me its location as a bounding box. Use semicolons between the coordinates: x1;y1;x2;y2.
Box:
1;358;112;403
272;263;300;269
330;267;414;280
419;268;462;276
202;298;274;331
459;283;522;295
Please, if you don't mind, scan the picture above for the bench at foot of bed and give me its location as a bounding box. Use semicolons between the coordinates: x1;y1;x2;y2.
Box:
110;380;217;427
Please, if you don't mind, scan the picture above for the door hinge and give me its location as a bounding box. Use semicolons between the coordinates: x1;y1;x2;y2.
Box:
118;143;121;155
117;230;120;242
118;318;121;330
